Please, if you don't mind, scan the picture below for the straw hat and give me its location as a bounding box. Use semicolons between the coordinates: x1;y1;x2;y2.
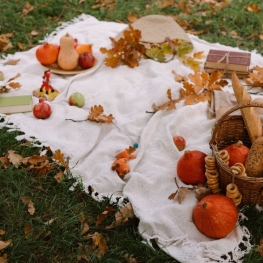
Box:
115;14;192;44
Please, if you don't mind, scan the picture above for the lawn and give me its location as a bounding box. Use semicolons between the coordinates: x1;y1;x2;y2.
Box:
1;0;263;262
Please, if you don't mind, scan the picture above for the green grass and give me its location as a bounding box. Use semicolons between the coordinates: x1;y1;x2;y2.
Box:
1;0;263;262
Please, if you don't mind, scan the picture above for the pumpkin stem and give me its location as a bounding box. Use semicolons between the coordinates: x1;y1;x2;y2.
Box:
235;140;243;147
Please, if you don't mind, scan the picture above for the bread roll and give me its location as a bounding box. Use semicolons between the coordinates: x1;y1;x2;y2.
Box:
231;72;262;143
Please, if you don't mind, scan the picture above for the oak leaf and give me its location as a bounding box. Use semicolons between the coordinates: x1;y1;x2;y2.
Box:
88;105;114;123
54;171;64;183
105;203;134;229
3;59;20;66
100;25;145;68
52;149;69;171
244;66;263;87
96;206;115;226
7;150;28;167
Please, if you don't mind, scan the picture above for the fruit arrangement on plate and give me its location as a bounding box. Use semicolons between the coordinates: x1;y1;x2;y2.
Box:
35;33;96;73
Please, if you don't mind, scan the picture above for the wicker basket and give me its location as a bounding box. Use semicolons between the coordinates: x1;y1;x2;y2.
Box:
209;102;263;206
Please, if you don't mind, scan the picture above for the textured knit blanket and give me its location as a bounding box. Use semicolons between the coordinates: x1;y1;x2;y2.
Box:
2;14;263;263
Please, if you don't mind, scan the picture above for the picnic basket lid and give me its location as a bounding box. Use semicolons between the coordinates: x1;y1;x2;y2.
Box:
115;14;192;44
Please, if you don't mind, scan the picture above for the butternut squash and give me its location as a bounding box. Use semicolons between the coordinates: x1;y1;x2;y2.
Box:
245;136;263;177
57;33;79;70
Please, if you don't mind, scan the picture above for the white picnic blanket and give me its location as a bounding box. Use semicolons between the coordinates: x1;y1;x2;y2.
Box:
1;14;262;263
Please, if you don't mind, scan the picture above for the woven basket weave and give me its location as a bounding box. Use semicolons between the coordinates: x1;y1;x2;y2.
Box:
209;102;263;206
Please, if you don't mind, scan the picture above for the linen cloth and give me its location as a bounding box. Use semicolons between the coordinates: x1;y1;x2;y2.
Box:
1;14;263;262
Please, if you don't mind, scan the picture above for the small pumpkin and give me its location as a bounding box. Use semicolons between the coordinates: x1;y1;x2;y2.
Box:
223;140;250;167
177;150;207;185
193;194;238;239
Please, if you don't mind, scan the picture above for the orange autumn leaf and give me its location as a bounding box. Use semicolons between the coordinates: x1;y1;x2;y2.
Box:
88;105;114;123
245;3;260;13
152;70;227;112
127;12;138;23
100;25;145;68
193;51;205;59
244;66;263;87
52;149;69;171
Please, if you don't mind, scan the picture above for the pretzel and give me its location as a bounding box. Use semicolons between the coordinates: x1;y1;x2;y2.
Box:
205;155;221;194
218;149;230;165
226;183;242;206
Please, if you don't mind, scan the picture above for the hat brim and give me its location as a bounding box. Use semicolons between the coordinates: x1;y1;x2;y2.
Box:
115;14;192;44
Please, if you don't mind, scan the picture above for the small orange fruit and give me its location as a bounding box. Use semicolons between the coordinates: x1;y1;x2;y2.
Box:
75;44;93;55
36;43;59;65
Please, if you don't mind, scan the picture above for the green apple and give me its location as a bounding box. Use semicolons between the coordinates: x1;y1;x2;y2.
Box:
68;92;85;108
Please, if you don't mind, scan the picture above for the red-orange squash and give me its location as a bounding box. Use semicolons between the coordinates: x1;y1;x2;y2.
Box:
223;140;250;167
177;150;207;185
193;194;238;239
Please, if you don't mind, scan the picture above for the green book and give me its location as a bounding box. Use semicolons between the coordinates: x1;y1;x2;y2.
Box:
0;95;32;114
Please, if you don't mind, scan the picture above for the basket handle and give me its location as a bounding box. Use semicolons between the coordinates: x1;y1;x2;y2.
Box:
210;102;263;145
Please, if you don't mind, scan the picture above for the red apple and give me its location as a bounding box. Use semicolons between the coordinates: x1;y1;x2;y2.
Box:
33;99;52;119
173;135;186;151
78;52;95;69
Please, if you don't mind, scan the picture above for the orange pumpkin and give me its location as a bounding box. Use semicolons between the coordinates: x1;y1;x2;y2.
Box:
223;140;250;167
193;194;238;239
177;150;207;185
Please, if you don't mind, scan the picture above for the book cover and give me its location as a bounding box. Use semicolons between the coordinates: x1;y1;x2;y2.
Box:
204;67;249;78
205;49;251;71
0;95;33;114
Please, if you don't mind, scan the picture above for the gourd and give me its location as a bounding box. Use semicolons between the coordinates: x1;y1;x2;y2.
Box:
223;141;250;167
177;150;207;185
245;136;263;177
193;194;238;239
57;33;79;70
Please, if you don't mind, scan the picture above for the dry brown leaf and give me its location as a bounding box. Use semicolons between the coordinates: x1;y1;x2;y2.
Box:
92;232;108;257
127;12;138;23
3;59;20;66
255;238;263;256
0;230;5;235
30;30;38;36
0;156;10;168
177;187;189;203
20;2;34;17
7;150;27;167
172;70;187;82
0;240;11;251
52;149;69;171
123;253;138;263
105;203;134;229
244;66;263;87
0;254;8;263
21;197;35;215
160;0;174;8
81;222;90;235
245;3;260;13
24;224;33;237
88;105;114;123
96;206;115;226
195;185;211;201
193;51;205;59
54;171;64;183
27;154;48;164
26;160;54;177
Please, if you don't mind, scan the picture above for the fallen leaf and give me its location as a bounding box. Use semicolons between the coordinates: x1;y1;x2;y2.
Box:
255;238;263;256
244;66;263;87
20;2;34;17
127;12;138;23
0;239;12;250
7;150;27;167
81;222;90;235
123;253;138;263
54;171;64;183
52;149;69;171
3;59;20;66
92;232;108;257
96;206;115;226
88;105;114;123
0;230;5;235
245;3;260;13
0;254;8;263
21;197;35;215
105;203;134;229
160;0;174;8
